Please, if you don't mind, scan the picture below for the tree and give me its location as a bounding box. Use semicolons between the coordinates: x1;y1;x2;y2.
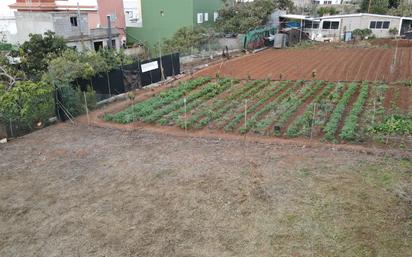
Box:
0;80;54;126
215;0;292;34
161;26;209;55
19;31;67;81
360;0;390;14
318;7;338;16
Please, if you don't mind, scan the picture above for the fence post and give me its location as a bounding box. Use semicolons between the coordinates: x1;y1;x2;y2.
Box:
106;71;112;97
83;92;90;126
9;118;13;138
310;103;316;140
184;97;187;133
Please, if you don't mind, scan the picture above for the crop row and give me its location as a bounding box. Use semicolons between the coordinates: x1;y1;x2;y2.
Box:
272;81;324;135
227;80;303;133
194;81;270;129
286;83;335;137
144;78;233;124
250;80;309;134
183;80;268;129
340;83;369;141
104;77;211;124
323;83;358;141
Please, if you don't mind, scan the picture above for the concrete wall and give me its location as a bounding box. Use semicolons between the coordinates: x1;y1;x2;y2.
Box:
52;12;90;40
0;17;18;44
14;12;54;44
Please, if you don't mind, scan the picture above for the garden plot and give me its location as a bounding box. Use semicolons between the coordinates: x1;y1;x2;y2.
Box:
104;77;412;146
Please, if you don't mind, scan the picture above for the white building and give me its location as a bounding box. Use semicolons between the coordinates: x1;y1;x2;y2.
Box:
280;13;412;42
312;0;341;4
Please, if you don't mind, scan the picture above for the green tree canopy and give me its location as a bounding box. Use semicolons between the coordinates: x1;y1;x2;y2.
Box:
161;26;210;55
360;0;390;14
318;7;338;16
0;80;54;125
19;31;67;81
215;0;293;34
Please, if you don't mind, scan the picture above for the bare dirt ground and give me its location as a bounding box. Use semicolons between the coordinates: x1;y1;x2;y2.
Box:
195;47;412;82
1;123;411;257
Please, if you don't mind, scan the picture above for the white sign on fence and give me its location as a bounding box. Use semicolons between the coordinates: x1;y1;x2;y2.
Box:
141;61;159;73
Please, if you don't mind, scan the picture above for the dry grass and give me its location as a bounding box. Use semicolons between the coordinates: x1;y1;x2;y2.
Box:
0;124;411;257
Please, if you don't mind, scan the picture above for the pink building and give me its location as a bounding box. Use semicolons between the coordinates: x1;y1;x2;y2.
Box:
9;0;126;40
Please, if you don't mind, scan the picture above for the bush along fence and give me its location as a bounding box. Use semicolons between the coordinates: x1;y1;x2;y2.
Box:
75;53;180;100
58;53;181;121
0;53;181;137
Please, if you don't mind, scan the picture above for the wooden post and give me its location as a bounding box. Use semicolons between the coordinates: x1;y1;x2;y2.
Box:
83;91;90;126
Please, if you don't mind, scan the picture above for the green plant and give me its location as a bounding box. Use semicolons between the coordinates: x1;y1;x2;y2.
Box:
318;7;338;17
389;27;399;37
340;84;369;141
19;31;67;81
104;77;210;123
225;80;296;132
0;81;54;126
370;115;412;136
286;83;335;137
352;29;372;40
323;83;357;141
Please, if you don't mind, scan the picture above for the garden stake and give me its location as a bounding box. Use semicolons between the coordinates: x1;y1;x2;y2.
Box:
184;97;187;133
310;103;316;140
83;92;90;126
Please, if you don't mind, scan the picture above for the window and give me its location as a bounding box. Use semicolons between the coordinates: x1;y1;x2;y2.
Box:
304;21;320;29
370;21;391;29
125;11;133;18
312;0;320;4
324;0;332;4
331;21;339;29
94;41;103;51
214;12;219;22
111;39;116;48
70;16;78;27
197;13;203;24
204;13;209;22
376;21;383;29
322;21;331;29
322;21;339;29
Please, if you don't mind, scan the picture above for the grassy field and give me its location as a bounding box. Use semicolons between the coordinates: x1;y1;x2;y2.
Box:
104;77;412;146
0;124;411;256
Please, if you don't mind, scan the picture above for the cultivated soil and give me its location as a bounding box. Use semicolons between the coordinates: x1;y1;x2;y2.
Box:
1;123;411;257
195;47;412;82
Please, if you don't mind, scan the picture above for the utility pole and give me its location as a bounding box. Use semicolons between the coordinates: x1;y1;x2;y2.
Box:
107;15;113;49
77;2;85;48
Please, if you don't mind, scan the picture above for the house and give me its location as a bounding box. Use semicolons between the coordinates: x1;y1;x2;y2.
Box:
280;13;412;42
3;0;126;48
11;11;120;51
125;0;227;49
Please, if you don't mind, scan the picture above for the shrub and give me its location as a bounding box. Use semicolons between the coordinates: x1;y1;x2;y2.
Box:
0;81;54;125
